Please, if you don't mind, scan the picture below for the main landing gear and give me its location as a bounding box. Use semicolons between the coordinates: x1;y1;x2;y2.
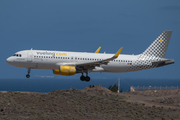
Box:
80;73;90;82
26;69;31;78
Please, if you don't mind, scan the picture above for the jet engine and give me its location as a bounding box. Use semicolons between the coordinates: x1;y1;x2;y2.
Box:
53;66;76;76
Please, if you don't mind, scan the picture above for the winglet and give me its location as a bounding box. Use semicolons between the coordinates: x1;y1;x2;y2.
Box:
95;46;101;53
114;47;123;58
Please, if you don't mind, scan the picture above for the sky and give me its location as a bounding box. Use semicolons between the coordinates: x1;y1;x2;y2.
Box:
0;0;180;80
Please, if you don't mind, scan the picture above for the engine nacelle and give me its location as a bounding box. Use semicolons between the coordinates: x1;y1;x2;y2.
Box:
53;66;76;76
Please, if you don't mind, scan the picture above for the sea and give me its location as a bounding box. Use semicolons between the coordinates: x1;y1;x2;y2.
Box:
0;78;180;93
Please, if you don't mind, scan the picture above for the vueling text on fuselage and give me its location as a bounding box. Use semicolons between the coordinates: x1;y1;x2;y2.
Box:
36;52;67;56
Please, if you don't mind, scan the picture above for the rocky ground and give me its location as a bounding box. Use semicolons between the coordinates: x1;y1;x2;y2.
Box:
0;85;180;120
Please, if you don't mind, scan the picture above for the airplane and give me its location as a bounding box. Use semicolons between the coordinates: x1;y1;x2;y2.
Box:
6;30;174;82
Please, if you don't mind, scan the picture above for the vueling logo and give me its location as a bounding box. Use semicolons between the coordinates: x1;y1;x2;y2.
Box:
56;52;67;56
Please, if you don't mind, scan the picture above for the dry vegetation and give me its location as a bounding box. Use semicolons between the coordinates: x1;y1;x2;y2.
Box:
0;85;180;120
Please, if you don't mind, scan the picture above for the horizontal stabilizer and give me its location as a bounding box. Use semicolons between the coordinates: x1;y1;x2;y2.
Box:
152;59;174;67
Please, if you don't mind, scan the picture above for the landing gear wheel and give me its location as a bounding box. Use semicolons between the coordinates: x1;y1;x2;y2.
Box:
80;71;90;82
80;75;85;81
85;76;90;82
26;74;30;78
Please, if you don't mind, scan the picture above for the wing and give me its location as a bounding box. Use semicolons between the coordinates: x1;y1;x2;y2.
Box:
75;47;123;69
55;47;123;70
95;46;101;53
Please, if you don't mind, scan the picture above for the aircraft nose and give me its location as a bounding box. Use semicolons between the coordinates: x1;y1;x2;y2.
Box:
6;57;13;64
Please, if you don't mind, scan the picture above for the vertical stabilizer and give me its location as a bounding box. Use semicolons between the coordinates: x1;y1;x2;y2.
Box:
142;31;172;58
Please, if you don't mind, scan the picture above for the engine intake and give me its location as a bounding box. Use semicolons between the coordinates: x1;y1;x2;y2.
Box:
53;66;76;76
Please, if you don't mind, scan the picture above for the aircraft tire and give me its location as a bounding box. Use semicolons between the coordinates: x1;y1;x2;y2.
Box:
85;76;90;82
26;74;30;78
80;75;85;81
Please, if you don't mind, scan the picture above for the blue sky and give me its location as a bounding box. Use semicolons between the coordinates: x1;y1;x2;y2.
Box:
1;0;180;80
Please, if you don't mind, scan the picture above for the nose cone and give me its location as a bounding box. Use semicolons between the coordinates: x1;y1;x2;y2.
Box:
6;57;13;65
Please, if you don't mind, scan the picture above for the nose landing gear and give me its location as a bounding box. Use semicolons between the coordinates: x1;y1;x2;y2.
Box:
26;69;31;78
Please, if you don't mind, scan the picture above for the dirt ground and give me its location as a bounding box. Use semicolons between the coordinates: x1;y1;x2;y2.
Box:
125;89;180;109
0;85;180;120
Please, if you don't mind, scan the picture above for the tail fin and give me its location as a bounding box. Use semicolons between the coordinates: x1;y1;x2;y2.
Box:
142;30;172;58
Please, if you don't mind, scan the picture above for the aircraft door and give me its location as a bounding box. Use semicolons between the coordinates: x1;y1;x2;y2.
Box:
27;51;33;62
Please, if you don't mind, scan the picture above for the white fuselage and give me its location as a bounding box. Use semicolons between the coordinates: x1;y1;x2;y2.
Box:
6;50;139;73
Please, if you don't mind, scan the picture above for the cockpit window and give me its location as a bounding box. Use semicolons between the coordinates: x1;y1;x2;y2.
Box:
13;54;22;57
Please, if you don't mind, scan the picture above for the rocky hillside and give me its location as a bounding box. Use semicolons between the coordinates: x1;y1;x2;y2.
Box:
0;85;180;120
